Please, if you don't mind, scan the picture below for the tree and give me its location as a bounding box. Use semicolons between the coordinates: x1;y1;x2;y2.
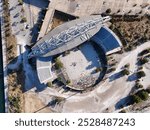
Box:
124;63;130;68
131;95;142;103
66;80;71;85
146;86;150;93
47;82;52;87
106;8;111;14
55;58;63;70
135;82;143;89
139;57;149;65
95;67;102;73
21;17;27;23
18;0;23;5
121;69;130;75
137;71;146;78
137;90;149;101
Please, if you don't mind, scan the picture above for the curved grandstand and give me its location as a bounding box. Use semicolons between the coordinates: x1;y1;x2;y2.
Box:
91;26;122;55
28;15;111;58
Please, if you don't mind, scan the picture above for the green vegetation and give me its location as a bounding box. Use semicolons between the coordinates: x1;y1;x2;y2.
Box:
57;77;62;81
121;68;130;75
95;67;102;73
8;95;21;113
66;80;71;85
135;82;143;89
47;82;52;87
131;95;142;103
124;45;133;51
52;96;65;105
138;48;150;56
146;86;150;93
21;17;27;23
138;66;143;70
137;90;149;101
131;89;149;104
137;71;146;78
2;0;23;113
105;8;111;14
18;0;23;5
55;58;63;70
138;57;149;65
107;67;116;73
124;63;130;68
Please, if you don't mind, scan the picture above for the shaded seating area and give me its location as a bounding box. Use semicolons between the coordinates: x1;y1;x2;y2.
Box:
92;26;122;55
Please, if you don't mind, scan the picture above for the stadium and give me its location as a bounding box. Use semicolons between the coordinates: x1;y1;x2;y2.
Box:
29;15;122;91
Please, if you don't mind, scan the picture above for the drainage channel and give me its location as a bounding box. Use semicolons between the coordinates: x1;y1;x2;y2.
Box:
0;22;5;113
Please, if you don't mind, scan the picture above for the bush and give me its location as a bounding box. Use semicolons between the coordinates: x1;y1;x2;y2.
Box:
106;8;111;14
66;80;71;85
138;66;143;70
131;94;142;103
146;86;150;93
55;58;63;70
121;69;130;75
18;0;23;5
139;57;149;65
138;49;150;56
21;17;27;23
124;45;133;51
57;77;62;81
47;82;52;87
137;71;146;78
107;67;116;73
137;90;149;101
95;67;102;73
124;63;130;68
135;82;143;89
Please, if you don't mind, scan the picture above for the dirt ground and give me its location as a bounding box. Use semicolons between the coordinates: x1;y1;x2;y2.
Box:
24;91;52;113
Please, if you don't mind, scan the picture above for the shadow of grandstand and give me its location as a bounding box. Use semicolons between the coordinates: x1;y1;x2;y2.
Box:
80;43;100;70
109;71;124;82
23;0;49;9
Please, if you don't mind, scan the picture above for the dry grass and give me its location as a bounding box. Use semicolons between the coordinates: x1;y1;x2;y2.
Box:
3;0;24;112
112;16;150;48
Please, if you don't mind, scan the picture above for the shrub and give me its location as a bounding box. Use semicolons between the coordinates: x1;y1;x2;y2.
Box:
135;82;143;89
146;86;150;93
137;71;146;78
121;69;130;75
21;17;27;23
95;67;102;73
138;66;143;70
131;94;142;103
138;49;150;56
55;58;63;70
57;77;62;81
47;82;52;87
66;80;71;85
106;8;111;14
124;63;130;68
139;57;149;65
137;90;149;101
107;67;116;73
18;0;23;5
